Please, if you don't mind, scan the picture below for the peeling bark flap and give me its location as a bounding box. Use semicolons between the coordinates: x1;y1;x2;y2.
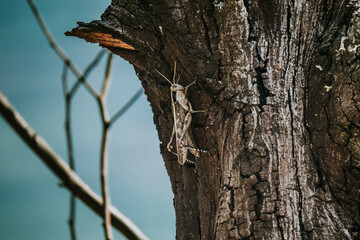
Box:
65;22;135;50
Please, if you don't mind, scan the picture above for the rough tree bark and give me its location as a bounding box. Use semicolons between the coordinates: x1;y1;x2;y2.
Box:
66;0;360;239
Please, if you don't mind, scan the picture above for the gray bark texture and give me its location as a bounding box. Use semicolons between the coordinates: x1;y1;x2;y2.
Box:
66;0;360;239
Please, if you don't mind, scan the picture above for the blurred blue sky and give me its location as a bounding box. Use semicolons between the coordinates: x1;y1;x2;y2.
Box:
0;1;175;239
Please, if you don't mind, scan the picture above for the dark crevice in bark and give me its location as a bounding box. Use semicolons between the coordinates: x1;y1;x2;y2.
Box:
288;90;295;160
243;0;257;42
229;187;235;212
255;66;270;112
197;216;202;239
253;27;271;112
276;215;285;240
253;173;263;220
200;11;212;56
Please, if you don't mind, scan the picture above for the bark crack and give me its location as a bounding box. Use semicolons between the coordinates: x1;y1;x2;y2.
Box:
284;2;292;81
288;91;295;160
288;90;306;238
255;65;270;113
200;11;212;56
243;0;257;42
276;215;285;240
253;173;263;220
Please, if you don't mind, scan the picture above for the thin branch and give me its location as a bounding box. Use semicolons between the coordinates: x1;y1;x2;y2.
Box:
0;91;149;240
61;62;77;240
110;88;144;125
97;52;114;240
64;98;75;169
27;0;70;69
70;49;107;96
27;0;98;98
61;63;69;97
62;80;75;172
101;53;113;97
68;196;77;240
100;123;113;240
84;50;107;77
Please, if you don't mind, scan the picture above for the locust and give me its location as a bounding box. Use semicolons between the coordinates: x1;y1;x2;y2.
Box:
156;63;205;166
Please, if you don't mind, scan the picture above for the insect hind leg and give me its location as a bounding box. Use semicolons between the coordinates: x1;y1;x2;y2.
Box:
181;144;208;154
167;150;196;167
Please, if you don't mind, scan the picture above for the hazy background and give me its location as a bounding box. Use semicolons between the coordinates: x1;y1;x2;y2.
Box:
0;0;175;239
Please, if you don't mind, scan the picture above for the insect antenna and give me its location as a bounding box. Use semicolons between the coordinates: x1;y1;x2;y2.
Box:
155;69;172;85
176;74;181;84
172;61;177;84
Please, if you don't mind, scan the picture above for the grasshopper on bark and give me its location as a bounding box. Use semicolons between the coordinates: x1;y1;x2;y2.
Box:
156;63;205;166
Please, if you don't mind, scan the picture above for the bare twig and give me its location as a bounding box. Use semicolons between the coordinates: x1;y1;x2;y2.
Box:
27;0;98;98
101;54;113;97
96;53;114;240
61;63;69;97
62;69;75;172
61;63;77;240
68;195;77;240
0;91;149;240
70;49;107;96
100;123;113;240
110;88;143;125
84;50;107;77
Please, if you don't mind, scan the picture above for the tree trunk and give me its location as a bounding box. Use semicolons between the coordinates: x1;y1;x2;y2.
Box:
66;1;360;239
